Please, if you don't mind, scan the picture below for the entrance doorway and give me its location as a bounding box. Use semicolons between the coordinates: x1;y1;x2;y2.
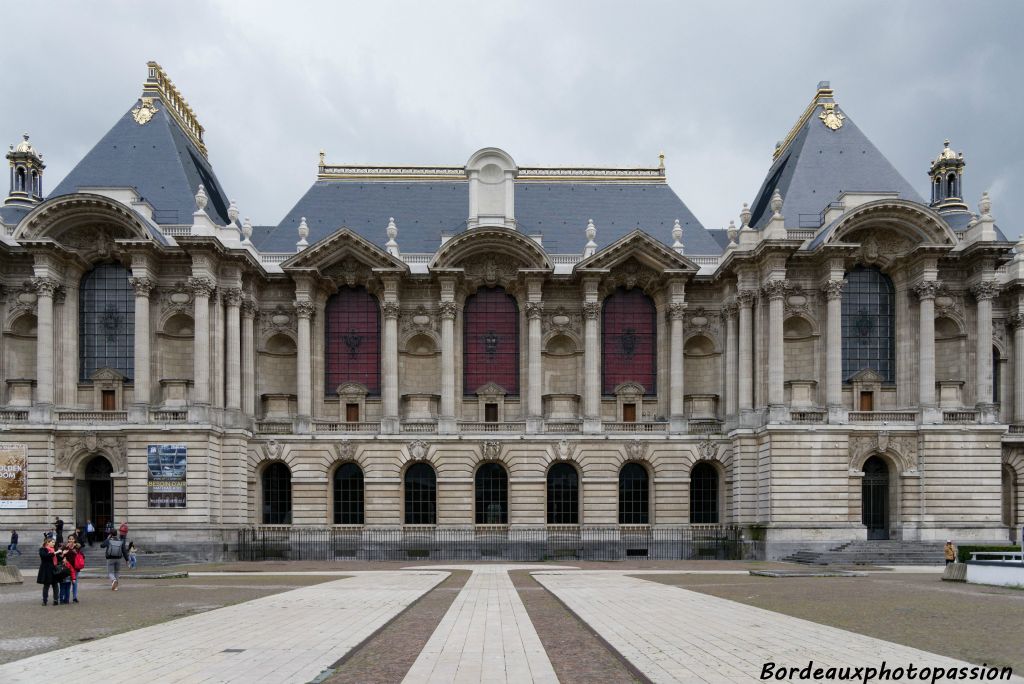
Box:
862;456;889;540
76;455;114;532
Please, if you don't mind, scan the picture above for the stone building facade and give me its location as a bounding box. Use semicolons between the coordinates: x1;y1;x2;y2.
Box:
0;65;1021;558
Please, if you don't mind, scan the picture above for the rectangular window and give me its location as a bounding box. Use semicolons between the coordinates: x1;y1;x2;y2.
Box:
101;390;116;411
484;403;498;423
345;403;360;422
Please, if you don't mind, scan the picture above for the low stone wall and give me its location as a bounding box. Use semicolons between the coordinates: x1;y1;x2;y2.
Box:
0;565;24;584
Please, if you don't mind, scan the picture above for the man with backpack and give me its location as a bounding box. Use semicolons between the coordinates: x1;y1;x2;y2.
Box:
101;523;130;591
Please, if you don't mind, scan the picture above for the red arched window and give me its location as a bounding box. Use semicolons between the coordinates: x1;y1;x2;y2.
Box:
463;287;519;395
602;287;656;395
325;287;381;396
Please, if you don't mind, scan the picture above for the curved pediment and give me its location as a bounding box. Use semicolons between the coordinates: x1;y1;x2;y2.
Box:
430;227;552;271
815;199;958;251
13;193;159;254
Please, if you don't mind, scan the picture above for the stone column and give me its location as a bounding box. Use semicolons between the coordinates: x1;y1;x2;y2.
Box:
294;299;314;432
583;300;601;433
526;301;544;433
438;301;457;434
668;302;687;432
972;282;999;421
223;288;243;414
32;277;58;412
188;277;215;421
724;304;738;418
764;281;787;416
914;280;940;421
737;290;756;415
1011;312;1024;424
381;301;400;434
129;277;155;418
822;280;845;413
241;299;257;418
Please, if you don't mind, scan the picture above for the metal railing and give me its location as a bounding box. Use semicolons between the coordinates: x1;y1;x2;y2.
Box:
235;524;755;562
848;411;917;424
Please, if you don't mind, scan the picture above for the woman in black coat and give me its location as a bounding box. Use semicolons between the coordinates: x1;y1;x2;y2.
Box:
36;537;60;606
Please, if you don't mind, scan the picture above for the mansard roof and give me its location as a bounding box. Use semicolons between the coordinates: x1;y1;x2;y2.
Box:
49;64;232;227
748;82;923;231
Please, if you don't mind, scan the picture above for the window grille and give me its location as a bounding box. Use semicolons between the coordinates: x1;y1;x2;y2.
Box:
602;288;656;395
333;462;364;525
690;462;719;524
463;287;519;395
547;463;579;525
79;263;135;380
404;462;437;525
618;463;649;524
261;462;292;524
475;462;508;524
325;287;381;395
841;267;895;383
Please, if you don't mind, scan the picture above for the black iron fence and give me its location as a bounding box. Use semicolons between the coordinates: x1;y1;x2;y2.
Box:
235;525;762;562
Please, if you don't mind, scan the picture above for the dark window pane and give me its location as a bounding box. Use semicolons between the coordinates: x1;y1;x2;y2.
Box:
333;462;364;525
262;462;292;524
475;462;508;524
79;263;135;381
618;463;649;524
325;287;381;396
547;463;579;525
464;287;519;395
602;288;656;395
690;462;718;524
841;267;895;383
404;462;436;525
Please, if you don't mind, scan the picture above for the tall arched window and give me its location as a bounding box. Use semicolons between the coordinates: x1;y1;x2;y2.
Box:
404;462;436;525
475;462;508;524
547;463;579;525
619;463;649;525
261;462;292;524
463;287;519;395
325;287;380;395
602;287;656;395
842;266;895;383
80;262;135;381
690;462;719;524
333;463;364;525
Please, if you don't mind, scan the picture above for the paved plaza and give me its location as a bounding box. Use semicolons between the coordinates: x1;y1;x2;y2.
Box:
1;564;1020;683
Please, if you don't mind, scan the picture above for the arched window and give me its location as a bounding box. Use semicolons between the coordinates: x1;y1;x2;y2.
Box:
333;463;364;525
261;462;292;524
841;267;895;383
325;287;380;396
15;168;25;192
547;463;579;525
690;462;719;524
80;262;135;381
404;462;436;525
602;287;656;395
618;463;649;525
475;462;508;524
947;174;956;198
463;287;519;395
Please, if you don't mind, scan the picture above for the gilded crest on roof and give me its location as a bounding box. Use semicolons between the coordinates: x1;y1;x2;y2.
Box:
131;97;159;125
818;102;844;131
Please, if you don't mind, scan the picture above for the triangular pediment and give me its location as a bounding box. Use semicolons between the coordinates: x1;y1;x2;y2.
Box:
849;368;885;383
574;229;698;274
91;367;126;382
475;382;508;397
281;228;408;273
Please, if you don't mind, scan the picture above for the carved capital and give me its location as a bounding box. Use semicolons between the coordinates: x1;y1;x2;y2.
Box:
525;301;544;321
721;303;738;321
221;287;243;307
128;277;156;298
736;289;757;308
293;300;315;319
667;302;687;320
438;301;458;321
582;302;600;320
971;281;1000;301
187;276;216;298
913;280;941;301
381;301;400;320
240;298;258;318
761;280;789;300
821;279;845;301
31;277;60;298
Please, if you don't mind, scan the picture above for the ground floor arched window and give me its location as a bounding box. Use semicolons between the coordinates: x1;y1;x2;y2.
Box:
475;462;508;524
618;463;649;524
547;463;579;525
261;462;292;524
690;462;719;524
404;462;436;525
333;463;364;525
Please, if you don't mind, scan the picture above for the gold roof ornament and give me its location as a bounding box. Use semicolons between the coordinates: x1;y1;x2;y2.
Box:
936;139;960;163
818;102;844;131
142;61;207;157
12;133;39;156
131;97;159;126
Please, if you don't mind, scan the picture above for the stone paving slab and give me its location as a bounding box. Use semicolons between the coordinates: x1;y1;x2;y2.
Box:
533;572;1024;684
0;571;446;684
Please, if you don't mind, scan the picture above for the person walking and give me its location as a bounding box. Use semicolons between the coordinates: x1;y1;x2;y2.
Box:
54;516;64;545
65;536;85;603
85;520;95;546
101;525;129;590
944;540;956;565
7;529;21;556
36;538;60;606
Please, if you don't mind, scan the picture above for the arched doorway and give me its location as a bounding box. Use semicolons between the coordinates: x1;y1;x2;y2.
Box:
862;456;890;540
76;455;114;532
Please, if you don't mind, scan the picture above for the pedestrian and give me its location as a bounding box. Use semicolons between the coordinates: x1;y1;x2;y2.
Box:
7;529;21;556
944;540;956;565
85;520;95;546
57;543;74;605
36;538;60;606
127;541;137;570
44;526;55;541
65;536;85;603
54;516;64;545
101;525;129;590
104;520;113;539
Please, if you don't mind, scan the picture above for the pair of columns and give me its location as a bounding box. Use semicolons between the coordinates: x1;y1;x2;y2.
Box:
732;283;789;415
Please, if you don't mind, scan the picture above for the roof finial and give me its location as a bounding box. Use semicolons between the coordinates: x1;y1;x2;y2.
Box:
319;149;326;166
296;216;309;250
242;217;253;245
583;218;597;258
227;199;239;225
385;216;400;257
658;152;665;172
727;220;738;248
194;184;208;213
672;219;684;254
740;202;751;229
770;190;784;219
979;191;992;218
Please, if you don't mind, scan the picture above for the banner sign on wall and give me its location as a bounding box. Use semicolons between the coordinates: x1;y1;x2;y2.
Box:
147;444;187;508
0;443;28;509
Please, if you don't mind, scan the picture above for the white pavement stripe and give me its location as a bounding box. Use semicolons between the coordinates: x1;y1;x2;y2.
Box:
403;566;559;684
533;573;1024;684
0;572;447;684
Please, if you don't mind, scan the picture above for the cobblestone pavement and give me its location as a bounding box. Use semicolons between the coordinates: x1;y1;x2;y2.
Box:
533;571;1024;684
0;571;446;683
644;572;1024;673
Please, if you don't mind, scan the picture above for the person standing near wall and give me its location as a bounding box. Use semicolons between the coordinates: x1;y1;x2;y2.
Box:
36;538;59;606
944;540;956;565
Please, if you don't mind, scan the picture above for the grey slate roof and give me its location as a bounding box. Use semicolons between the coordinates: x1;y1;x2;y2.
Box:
49;102;232;226
0;204;29;226
261;180;720;256
748;103;923;231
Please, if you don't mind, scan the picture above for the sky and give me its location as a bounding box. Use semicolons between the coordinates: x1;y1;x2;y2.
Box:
1;1;1022;235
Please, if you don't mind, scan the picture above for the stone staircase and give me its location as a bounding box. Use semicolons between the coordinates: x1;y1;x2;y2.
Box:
782;540;946;566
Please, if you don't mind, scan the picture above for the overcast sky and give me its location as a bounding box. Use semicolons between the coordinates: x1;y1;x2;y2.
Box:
2;1;1022;236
